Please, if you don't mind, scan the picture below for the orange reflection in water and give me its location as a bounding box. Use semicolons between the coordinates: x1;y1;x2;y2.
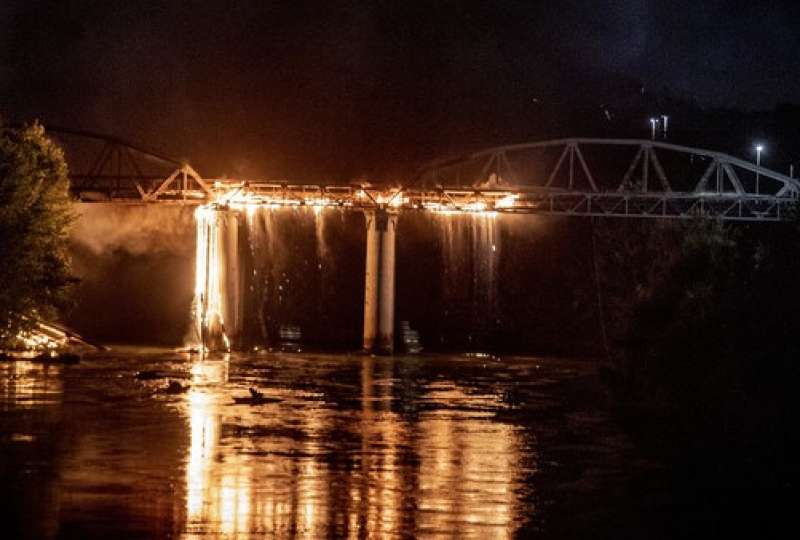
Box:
417;389;521;538
182;355;530;538
0;361;63;410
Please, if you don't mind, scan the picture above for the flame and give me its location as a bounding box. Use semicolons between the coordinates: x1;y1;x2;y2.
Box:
16;328;65;351
194;205;229;351
11;317;71;352
421;200;497;217
386;190;405;208
494;193;518;209
188;182;514;351
461;201;488;212
419;201;458;214
216;188;337;212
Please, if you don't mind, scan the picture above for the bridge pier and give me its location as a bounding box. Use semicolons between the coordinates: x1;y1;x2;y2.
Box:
362;209;398;354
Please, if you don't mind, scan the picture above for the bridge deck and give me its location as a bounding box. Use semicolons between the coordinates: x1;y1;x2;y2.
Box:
64;136;800;222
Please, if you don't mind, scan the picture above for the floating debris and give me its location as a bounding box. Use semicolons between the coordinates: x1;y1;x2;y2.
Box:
233;387;281;405
162;380;188;394
31;351;80;364
175;345;204;354
400;320;423;354
135;370;163;380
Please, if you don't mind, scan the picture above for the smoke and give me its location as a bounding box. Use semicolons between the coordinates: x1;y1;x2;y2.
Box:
69;203;195;256
64;203;197;345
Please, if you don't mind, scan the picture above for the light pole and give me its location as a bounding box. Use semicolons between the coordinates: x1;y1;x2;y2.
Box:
650;118;658;141
755;144;764;195
661;115;669;139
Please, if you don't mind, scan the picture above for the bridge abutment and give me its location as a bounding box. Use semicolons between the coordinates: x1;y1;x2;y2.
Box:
363;209;398;354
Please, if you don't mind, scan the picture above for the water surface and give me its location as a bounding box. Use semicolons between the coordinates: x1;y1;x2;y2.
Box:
0;350;646;538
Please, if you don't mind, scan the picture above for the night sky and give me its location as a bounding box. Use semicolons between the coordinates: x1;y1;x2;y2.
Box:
2;0;799;180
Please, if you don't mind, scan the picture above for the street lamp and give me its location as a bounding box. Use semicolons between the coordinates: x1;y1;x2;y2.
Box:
649;118;658;141
661;115;669;139
755;144;764;195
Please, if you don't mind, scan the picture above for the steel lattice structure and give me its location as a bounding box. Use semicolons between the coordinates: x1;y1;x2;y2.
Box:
59;131;800;221
411;139;800;221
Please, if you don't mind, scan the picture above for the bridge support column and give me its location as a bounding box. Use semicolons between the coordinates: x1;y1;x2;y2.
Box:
362;209;398;354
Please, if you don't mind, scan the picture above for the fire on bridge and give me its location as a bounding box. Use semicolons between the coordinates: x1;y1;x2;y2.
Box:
53;129;800;353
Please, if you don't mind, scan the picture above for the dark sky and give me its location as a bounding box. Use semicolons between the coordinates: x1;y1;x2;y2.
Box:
2;0;799;180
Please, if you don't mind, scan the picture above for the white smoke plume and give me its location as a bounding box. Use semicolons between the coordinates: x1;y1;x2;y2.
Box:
70;203;195;256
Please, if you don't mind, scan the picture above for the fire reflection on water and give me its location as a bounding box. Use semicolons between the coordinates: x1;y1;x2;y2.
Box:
182;355;530;538
0;361;63;409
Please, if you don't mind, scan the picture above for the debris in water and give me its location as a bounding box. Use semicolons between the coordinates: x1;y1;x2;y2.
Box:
233;387;281;405
135;370;163;380
175;346;203;354
400;320;423;354
162;380;188;394
32;351;80;364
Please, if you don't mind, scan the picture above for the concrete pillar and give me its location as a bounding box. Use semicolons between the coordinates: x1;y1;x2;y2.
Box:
378;212;397;353
363;211;380;351
221;211;242;347
362;209;398;354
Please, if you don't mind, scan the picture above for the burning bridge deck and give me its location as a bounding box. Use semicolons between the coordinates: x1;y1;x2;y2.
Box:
75;178;796;222
69;137;800;222
64;135;800;353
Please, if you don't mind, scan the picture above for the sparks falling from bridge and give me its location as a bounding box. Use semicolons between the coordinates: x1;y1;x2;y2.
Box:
86;134;799;352
193;205;238;352
194;206;224;351
191;188;507;353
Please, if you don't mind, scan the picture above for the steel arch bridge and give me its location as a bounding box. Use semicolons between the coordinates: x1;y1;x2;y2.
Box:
411;138;800;221
43;126;211;202
52;128;800;222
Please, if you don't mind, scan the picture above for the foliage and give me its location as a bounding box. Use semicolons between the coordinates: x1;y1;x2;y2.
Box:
596;216;800;455
0;121;75;348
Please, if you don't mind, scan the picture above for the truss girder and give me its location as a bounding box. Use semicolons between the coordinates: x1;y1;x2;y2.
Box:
68;137;800;222
416;138;800;201
72;167;795;221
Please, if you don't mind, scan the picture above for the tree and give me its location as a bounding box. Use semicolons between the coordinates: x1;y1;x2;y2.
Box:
0;122;75;349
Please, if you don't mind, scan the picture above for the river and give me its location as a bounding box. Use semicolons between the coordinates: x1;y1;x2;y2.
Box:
1;349;669;539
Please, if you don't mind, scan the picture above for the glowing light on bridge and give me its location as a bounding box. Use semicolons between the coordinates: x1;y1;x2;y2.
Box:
494;193;518;209
201;180;521;217
194;206;230;351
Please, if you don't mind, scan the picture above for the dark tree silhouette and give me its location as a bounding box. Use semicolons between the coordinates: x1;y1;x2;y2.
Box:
0;122;74;348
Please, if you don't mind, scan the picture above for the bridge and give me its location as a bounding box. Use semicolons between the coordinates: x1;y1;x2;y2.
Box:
54;128;800;221
49;128;800;353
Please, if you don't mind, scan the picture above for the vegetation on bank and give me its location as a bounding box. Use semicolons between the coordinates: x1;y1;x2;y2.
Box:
595;214;800;463
0;122;74;349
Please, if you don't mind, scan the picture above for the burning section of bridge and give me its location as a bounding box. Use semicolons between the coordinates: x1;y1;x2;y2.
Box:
203;179;522;216
193;205;241;352
190;183;518;352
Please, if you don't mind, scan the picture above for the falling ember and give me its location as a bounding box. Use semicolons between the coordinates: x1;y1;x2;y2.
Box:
193;205;232;352
434;211;501;348
461;201;489;213
187;180;517;352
